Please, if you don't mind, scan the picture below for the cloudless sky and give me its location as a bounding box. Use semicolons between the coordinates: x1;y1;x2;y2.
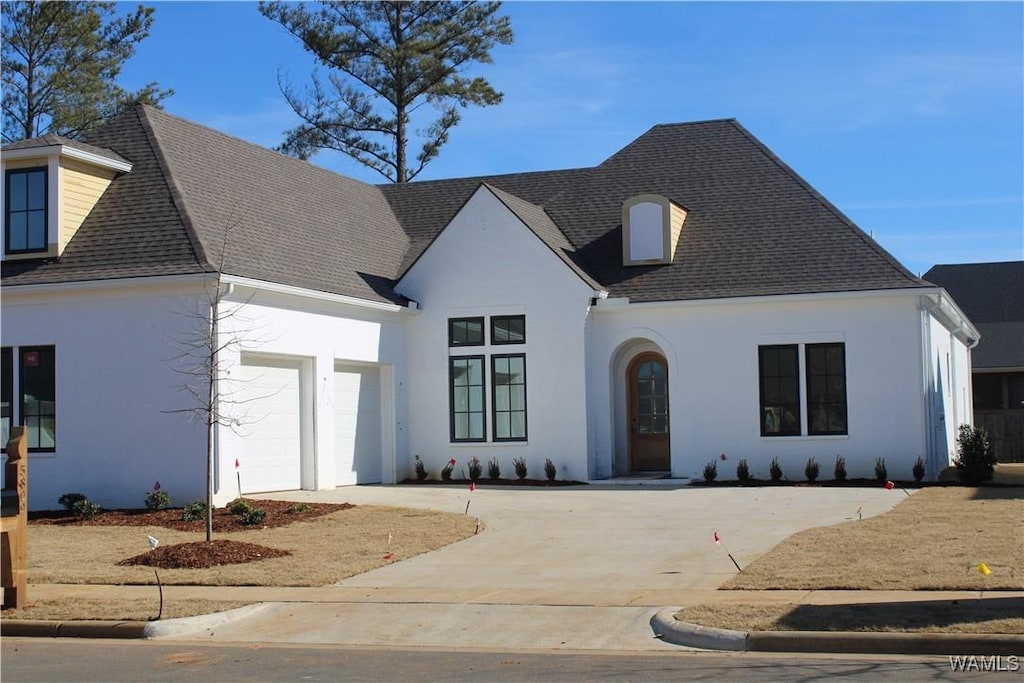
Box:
116;1;1023;276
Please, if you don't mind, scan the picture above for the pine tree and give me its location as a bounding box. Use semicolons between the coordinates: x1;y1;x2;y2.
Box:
259;0;513;182
2;1;172;142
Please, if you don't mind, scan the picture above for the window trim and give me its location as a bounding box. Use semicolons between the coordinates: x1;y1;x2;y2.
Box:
490;314;526;345
449;355;486;443
448;317;485;347
5;166;49;255
491;353;527;442
805;342;848;436
758;344;801;437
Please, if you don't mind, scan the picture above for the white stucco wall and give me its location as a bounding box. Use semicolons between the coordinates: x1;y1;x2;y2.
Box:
587;290;938;481
1;280;209;510
923;305;975;476
396;187;596;482
213;282;409;505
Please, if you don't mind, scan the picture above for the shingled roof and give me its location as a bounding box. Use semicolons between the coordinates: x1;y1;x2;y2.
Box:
923;262;1024;369
3;106;929;305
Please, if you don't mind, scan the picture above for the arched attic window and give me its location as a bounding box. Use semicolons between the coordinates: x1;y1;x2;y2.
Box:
621;194;687;266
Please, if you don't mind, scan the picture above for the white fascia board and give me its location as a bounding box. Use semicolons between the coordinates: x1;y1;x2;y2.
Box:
918;288;981;347
2;145;132;173
220;274;417;315
591;286;929;312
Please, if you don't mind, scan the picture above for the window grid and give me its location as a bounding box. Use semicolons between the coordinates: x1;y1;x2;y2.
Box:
5;167;48;253
449;355;486;442
806;343;848;435
448;317;484;347
492;354;527;441
17;345;56;451
490;315;526;345
759;345;801;436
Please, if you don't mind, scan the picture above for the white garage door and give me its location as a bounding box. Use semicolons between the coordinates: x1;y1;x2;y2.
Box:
236;357;303;494
334;363;381;485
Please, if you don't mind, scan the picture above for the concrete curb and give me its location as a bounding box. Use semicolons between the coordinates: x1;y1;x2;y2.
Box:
1;603;272;640
650;608;1024;656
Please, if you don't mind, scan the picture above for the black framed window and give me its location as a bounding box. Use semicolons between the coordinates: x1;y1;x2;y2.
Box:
450;356;485;442
491;315;525;345
449;317;484;347
492;354;527;441
19;346;56;450
759;345;800;436
5;167;48;253
806;343;848;435
1;348;11;446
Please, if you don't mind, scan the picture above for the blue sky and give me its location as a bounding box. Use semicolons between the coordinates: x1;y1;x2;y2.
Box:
117;1;1023;275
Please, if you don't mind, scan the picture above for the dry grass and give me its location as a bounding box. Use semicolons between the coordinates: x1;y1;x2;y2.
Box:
724;487;1024;590
3;598;251;622
675;600;1024;634
28;505;479;586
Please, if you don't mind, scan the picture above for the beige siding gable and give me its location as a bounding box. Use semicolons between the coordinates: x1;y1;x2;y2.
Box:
60;158;116;252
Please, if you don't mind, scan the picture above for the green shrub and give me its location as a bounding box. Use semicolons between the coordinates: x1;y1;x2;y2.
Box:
912;455;926;483
544;458;557;481
72;499;101;519
287;502;312;514
513;457;528;480
467;457;483;481
735;459;750;482
874;457;887;483
58;492;87;511
414;455;428;481
954;424;996;485
703;460;718;482
441;458;455;481
240;507;267;525
182;500;207;522
487;457;501;480
145;489;171;512
769;457;783;482
228;498;253;515
804;457;820;482
833;455;847;482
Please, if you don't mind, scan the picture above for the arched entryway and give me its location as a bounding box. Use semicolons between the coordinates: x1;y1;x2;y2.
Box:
626;351;670;472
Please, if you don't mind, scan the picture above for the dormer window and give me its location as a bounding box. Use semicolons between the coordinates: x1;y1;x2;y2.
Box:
5;167;48;254
622;194;687;266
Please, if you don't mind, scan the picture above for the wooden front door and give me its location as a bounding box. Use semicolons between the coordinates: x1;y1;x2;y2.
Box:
628;352;670;472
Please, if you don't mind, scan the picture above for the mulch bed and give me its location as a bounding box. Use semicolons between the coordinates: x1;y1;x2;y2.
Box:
688;478;965;488
29;499;355;532
118;539;290;569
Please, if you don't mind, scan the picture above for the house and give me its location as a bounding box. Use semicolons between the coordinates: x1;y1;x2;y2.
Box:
923;262;1024;462
1;106;978;510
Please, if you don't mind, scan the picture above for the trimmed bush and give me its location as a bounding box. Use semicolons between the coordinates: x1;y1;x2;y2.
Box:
182;500;207;522
145;489;171;512
804;457;820;482
228;498;253;515
240;507;267;525
467;457;483;481
414;455;428;481
735;459;750;482
912;455;926;483
834;455;847;482
513;457;528;480
72;499;101;519
58;492;87;512
544;458;557;481
703;460;718;482
441;459;455;481
487;457;501;480
954;424;996;485
769;457;783;482
287;502;312;514
874;457;887;483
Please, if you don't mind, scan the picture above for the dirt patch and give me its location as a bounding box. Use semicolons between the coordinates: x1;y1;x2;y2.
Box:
30;499;352;532
119;539;290;569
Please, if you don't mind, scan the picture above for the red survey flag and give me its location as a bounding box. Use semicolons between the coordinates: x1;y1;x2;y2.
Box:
235;458;240;470
713;530;721;544
884;480;895;490
469;482;476;492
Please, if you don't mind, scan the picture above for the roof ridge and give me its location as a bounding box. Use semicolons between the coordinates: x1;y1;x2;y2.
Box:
136;107;212;272
727;120;927;288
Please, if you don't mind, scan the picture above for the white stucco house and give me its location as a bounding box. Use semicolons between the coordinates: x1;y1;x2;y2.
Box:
1;106;978;510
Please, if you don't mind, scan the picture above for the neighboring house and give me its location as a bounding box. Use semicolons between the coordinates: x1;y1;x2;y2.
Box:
1;106;978;510
923;262;1024;462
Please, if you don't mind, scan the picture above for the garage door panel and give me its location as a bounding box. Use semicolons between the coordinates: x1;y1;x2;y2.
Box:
335;365;381;485
236;360;302;494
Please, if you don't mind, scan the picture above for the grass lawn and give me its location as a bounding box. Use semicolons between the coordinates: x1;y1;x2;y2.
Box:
5;504;476;621
723;487;1023;591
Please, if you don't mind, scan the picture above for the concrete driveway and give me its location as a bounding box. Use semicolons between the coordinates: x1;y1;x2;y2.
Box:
172;484;902;650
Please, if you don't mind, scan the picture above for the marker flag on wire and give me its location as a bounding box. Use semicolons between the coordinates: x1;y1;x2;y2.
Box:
713;530;721;544
712;530;742;572
465;482;475;515
857;506;862;520
977;562;992;576
884;480;895;490
235;458;242;498
469;481;476;492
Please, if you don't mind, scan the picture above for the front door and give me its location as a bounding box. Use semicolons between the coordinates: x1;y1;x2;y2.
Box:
628;352;670;472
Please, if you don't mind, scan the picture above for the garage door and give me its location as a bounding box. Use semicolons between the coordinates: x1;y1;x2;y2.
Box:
236;357;303;493
334;363;381;485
